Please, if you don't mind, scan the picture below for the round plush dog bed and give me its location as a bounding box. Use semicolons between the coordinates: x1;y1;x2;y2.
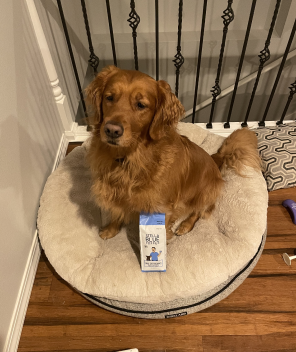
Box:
38;123;268;319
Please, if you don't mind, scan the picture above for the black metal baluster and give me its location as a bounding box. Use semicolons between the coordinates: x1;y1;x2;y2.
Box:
242;0;281;127
224;0;257;128
57;0;87;119
260;19;296;126
173;0;184;98
106;0;117;66
207;0;234;129
81;0;99;76
155;0;159;81
192;0;207;124
277;79;296;125
128;0;140;70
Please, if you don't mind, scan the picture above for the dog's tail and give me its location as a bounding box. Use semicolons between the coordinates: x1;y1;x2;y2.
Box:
211;128;262;177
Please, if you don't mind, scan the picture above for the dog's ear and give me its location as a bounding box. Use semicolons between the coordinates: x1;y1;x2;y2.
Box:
85;65;118;125
149;80;185;140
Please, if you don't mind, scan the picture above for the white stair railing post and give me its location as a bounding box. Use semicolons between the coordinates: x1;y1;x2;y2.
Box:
26;0;74;132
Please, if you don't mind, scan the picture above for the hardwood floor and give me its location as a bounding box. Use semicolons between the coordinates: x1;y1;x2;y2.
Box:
18;143;296;352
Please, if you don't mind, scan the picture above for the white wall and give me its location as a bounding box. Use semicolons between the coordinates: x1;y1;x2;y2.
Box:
0;0;64;350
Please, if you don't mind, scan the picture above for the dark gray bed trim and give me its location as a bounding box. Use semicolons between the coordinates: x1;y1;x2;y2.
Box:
78;231;266;319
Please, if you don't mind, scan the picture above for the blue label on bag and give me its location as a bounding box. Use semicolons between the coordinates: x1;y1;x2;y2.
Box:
140;212;165;226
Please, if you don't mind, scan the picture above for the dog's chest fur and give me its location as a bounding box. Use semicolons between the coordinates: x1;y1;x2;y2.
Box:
89;141;182;216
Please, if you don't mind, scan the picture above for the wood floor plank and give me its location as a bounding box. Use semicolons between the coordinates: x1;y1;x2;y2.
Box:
264;234;296;250
268;186;296;206
19;350;196;352
28;261;53;303
18;348;198;352
19;325;204;351
24;303;139;325
248;252;296;277
29;270;296;315
267;206;296;235
20;310;296;337
47;275;92;306
66;142;82;155
202;333;296;352
205;276;296;313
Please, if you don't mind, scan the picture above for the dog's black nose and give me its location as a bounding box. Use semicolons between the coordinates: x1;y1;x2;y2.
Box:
104;122;124;139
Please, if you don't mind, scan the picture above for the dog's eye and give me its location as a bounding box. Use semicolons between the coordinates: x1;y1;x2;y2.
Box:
137;102;145;109
106;96;113;101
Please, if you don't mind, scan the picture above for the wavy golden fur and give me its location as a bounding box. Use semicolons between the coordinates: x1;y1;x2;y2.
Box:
85;66;259;240
211;128;262;177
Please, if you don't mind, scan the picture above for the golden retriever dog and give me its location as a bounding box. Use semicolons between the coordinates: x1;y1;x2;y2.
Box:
85;65;261;240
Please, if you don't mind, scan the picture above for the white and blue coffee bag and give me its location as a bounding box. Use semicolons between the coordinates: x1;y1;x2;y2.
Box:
139;213;166;272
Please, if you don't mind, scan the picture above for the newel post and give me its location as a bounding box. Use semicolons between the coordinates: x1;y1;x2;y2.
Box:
26;0;74;132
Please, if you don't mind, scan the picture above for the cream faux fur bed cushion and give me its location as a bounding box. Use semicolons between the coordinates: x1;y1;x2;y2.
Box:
38;123;268;305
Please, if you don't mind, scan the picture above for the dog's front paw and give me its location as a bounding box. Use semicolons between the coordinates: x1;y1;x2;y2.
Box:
175;222;193;236
175;214;199;236
99;227;119;240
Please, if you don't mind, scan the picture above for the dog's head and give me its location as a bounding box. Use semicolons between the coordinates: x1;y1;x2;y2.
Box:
85;65;184;148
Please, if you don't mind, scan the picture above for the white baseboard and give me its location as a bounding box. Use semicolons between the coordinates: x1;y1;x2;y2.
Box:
52;132;69;171
65;122;91;142
3;232;41;352
4;133;69;352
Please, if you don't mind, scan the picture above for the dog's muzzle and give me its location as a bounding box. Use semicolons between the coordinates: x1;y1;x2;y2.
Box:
104;121;124;144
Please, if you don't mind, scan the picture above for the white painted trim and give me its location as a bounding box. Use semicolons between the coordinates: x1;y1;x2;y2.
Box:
196;120;295;137
25;0;74;131
65;122;91;142
4;133;69;352
62;119;296;141
3;232;41;352
52;133;69;171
